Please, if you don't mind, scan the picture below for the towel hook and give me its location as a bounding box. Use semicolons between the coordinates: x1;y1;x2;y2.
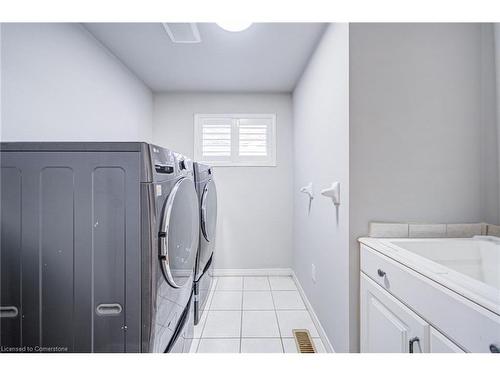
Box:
300;182;314;200
321;182;340;205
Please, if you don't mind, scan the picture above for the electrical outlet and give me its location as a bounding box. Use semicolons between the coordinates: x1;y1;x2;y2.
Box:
311;264;316;283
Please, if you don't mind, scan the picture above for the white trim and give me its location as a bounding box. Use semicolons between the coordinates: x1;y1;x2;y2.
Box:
213;268;293;277
194;113;277;167
291;271;336;353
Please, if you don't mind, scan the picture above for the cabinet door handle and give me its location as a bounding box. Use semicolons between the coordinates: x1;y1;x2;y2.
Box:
409;336;420;353
490;344;500;353
377;269;386;277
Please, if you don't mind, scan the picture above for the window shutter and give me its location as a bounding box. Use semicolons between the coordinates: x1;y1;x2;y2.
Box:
202;123;231;157
195;114;276;166
238;120;268;157
195;117;233;162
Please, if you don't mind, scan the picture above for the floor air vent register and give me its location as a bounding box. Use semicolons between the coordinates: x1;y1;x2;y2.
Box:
293;329;317;353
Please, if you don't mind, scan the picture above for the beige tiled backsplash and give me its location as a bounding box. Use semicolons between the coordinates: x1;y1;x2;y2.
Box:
368;222;497;238
369;222;409;238
488;224;500;237
409;224;447;238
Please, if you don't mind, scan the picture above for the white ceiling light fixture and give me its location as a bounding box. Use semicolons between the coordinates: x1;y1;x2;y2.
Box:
216;22;253;32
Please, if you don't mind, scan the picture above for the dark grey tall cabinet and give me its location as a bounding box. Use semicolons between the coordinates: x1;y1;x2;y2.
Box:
0;143;145;352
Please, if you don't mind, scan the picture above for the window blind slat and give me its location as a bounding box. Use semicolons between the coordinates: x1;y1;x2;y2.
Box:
238;122;268;157
201;123;231;157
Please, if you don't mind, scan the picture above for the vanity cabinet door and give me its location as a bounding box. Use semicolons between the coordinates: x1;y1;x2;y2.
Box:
361;273;430;353
430;327;465;353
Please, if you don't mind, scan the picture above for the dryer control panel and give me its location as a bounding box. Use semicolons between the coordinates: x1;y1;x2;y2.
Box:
150;145;176;181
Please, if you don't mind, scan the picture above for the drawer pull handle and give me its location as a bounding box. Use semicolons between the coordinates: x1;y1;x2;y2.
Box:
377;269;386;277
490;344;500;353
409;336;420;353
96;303;122;316
0;306;19;318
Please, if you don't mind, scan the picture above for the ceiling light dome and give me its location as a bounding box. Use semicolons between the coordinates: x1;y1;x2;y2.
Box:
216;22;253;32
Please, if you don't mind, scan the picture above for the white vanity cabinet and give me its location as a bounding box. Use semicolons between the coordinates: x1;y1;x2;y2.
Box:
429;327;465;353
361;274;429;353
359;241;500;353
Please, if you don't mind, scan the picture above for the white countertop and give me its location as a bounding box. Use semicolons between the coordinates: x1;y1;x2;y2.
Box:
359;236;500;316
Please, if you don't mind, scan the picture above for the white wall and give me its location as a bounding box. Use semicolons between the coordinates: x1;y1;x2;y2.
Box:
480;24;499;225
292;24;350;352
1;23;153;142
153;93;293;270
349;23;497;352
493;24;500;225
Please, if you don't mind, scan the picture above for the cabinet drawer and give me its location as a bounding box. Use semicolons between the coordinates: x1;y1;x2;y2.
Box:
430;327;465;353
360;244;500;352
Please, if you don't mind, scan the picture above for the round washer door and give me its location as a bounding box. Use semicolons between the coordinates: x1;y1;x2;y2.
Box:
200;179;217;242
159;177;199;288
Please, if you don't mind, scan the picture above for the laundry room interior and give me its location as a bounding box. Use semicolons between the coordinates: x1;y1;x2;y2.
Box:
1;21;500;355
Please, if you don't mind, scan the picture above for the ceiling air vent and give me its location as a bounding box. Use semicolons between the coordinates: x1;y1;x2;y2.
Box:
162;23;201;44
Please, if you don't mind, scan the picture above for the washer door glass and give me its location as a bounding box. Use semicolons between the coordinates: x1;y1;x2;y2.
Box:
200;179;217;242
159;178;199;288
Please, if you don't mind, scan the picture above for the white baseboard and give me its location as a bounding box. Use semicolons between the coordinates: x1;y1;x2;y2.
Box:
291;271;335;353
213;268;293;277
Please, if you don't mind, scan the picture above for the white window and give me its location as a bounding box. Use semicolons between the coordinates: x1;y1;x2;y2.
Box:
194;114;276;166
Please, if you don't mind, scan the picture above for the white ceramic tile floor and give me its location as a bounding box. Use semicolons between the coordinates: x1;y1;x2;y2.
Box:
241;338;283;353
216;276;243;291
243;276;270;291
276;310;319;338
268;276;297;291
202;310;241;338
243;291;274;310
272;290;306;310
193;276;327;353
210;291;243;310
242;310;280;338
197;338;240;353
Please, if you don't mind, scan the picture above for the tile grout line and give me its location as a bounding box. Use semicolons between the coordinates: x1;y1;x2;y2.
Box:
268;276;285;353
201;276;306;353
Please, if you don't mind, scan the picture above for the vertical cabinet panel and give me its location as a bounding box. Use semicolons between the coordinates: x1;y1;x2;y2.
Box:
1;151;141;352
92;167;126;353
361;273;429;353
40;167;75;350
430;327;465;353
0;167;22;348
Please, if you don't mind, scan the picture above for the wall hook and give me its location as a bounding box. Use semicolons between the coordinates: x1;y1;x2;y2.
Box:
321;182;340;205
300;182;314;200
